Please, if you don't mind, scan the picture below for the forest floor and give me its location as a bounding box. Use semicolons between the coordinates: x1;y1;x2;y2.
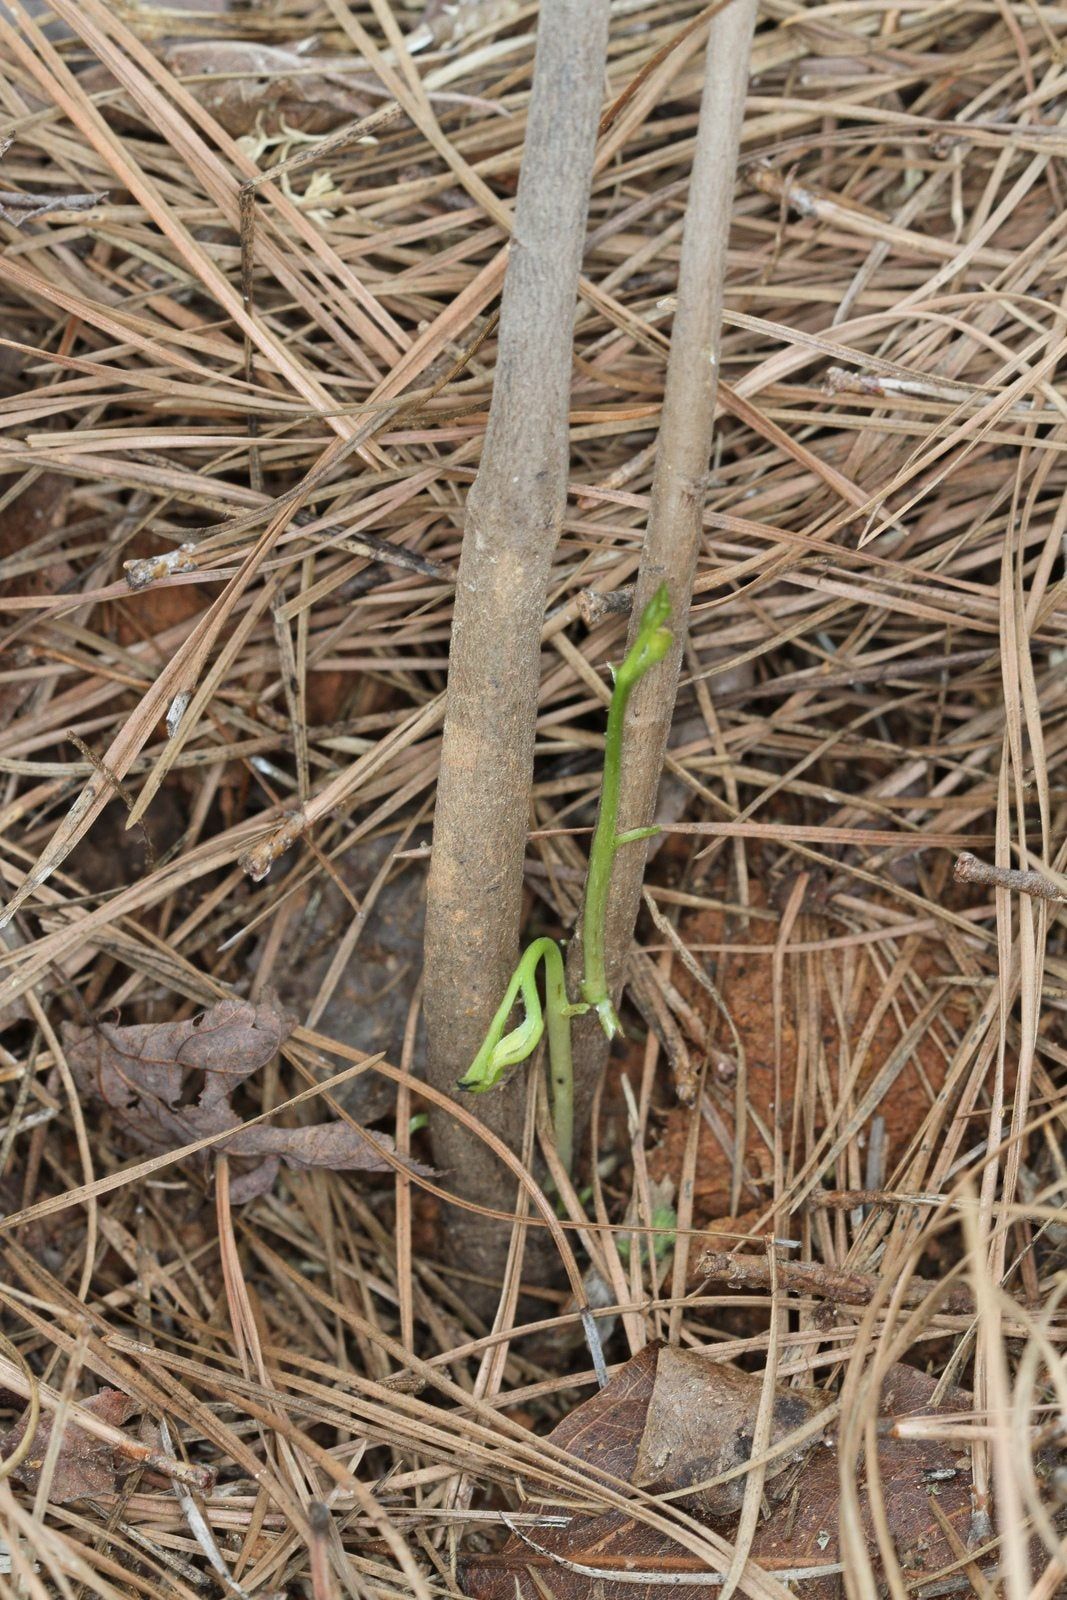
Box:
0;2;1065;1597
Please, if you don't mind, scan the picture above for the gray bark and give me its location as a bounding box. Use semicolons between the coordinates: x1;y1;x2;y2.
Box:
424;0;612;1283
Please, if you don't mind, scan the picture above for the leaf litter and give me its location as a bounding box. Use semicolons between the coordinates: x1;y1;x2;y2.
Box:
463;1348;999;1600
0;0;1064;1596
63;995;427;1201
0;1388;136;1505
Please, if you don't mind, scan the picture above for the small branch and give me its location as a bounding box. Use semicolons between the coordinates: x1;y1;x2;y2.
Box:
239;808;308;883
0;189;107;225
693;1249;975;1314
576;586;633;626
953;851;1066;903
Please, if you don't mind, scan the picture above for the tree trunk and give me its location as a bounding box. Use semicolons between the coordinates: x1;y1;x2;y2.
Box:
569;0;759;1121
424;0;612;1286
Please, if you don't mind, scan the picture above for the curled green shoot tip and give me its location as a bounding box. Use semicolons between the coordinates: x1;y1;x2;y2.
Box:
457;937;587;1175
581;583;673;1040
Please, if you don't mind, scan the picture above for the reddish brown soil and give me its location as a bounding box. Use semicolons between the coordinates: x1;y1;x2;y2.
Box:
647;890;968;1232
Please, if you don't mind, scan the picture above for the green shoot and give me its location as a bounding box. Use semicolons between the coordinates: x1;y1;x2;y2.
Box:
581;583;672;1038
616;1201;678;1265
456;937;587;1174
456;584;672;1176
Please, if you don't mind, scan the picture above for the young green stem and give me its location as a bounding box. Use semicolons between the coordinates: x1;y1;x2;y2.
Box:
455;589;672;1168
542;945;577;1177
581;584;672;1039
456;937;585;1175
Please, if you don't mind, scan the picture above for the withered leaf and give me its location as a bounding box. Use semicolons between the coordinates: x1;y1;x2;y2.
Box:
63;996;294;1148
749;1363;985;1598
0;1389;136;1504
461;1350;988;1600
167;42;378;137
633;1345;828;1521
81;43;377;138
224;1122;432;1203
462;1344;682;1600
63;997;426;1199
417;0;524;49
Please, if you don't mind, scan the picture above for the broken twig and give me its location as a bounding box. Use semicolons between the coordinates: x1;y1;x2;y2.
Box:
954;851;1065;903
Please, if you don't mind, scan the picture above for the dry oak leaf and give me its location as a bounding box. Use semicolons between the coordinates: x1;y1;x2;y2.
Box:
223;1121;432;1203
461;1350;993;1600
0;1389;136;1504
63;995;294;1152
63;997;426;1199
80;42;378;138
461;1342;827;1600
749;1363;986;1598
633;1344;828;1521
417;0;524;48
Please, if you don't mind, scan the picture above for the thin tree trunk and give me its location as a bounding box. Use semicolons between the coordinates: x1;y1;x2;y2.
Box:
569;0;759;1125
424;0;611;1280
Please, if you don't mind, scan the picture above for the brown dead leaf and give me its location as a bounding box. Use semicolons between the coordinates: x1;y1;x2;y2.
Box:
63;995;294;1147
81;43;377;137
63;996;425;1197
633;1345;827;1521
224;1121;432;1203
0;1389;136;1504
749;1364;981;1597
461;1343;825;1600
460;1346;682;1600
460;1352;992;1600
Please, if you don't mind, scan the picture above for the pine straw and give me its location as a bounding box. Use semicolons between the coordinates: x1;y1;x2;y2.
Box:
0;0;1065;1595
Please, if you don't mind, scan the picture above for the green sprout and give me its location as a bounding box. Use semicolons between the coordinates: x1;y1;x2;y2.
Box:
616;1201;678;1266
456;585;673;1176
456;937;587;1175
581;583;672;1039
